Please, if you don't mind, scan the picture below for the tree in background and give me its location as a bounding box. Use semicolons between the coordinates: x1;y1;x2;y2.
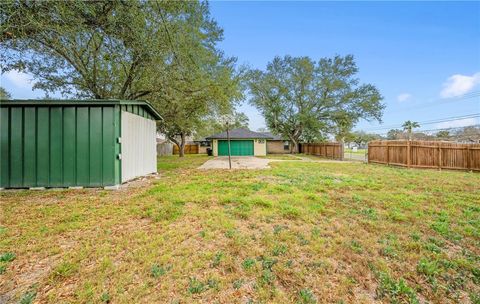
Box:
387;129;404;140
0;87;11;100
246;55;384;152
436;130;450;139
195;112;249;140
348;130;380;148
453;126;480;142
402;120;420;140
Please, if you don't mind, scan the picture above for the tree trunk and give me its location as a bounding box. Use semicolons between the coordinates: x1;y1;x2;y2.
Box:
290;137;299;154
179;133;186;157
168;134;186;158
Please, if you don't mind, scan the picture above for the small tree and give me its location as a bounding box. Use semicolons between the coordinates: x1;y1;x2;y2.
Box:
402;121;420;140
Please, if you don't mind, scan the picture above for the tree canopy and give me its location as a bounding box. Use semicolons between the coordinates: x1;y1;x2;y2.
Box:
1;0;243;156
194;112;249;140
346;130;380;147
246;55;384;151
402;120;420;140
0;87;11;99
1;1;222;100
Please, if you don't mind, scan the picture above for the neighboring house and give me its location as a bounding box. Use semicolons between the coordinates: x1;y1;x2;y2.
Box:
206;128;273;156
193;138;211;154
261;132;292;154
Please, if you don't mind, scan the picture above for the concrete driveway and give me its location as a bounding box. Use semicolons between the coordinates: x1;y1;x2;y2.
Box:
198;156;272;169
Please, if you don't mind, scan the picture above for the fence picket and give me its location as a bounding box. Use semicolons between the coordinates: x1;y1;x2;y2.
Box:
368;140;479;172
299;142;343;160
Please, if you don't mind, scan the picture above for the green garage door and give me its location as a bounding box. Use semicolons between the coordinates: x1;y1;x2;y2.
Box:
218;140;254;156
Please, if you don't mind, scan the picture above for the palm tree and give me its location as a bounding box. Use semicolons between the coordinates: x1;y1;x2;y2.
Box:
402;120;420;140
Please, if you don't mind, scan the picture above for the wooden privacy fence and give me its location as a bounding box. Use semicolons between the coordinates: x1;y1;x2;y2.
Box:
368;140;480;171
173;144;199;155
301;142;344;160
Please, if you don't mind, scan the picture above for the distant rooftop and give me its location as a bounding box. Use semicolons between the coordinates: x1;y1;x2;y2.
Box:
206;128;274;140
260;132;285;140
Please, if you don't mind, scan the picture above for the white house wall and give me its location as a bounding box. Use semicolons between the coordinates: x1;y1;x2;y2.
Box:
121;111;157;183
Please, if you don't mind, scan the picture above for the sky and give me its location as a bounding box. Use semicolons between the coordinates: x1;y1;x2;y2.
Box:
2;1;479;135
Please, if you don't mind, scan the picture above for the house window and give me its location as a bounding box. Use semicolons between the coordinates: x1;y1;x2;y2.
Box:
284;141;290;150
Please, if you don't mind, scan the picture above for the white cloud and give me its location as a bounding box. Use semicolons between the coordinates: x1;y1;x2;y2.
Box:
397;93;411;102
3;70;33;89
435;118;477;129
440;72;480;98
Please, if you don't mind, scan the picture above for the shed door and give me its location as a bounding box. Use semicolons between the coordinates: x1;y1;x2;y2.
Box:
218;140;254;156
121;111;157;182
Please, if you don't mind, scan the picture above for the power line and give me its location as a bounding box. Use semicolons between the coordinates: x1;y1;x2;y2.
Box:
374;124;480;136
364;113;480;131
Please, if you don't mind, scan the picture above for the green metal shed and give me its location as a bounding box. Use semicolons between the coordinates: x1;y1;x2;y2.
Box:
0;99;162;189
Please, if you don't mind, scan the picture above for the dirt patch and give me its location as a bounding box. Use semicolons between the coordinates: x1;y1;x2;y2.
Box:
198;157;273;170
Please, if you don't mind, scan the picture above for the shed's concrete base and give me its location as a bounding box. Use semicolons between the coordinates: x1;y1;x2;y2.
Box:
104;185;121;190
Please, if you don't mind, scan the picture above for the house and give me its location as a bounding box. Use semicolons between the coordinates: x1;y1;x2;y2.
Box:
0;99;161;189
206;128;273;156
261;132;292;154
205;128;293;156
193;138;211;154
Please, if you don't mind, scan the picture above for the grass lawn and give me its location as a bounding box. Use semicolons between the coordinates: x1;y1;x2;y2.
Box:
344;148;367;155
1;155;479;303
257;154;302;160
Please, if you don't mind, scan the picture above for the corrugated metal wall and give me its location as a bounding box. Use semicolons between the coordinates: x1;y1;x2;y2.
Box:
121;111;157;182
0;105;121;188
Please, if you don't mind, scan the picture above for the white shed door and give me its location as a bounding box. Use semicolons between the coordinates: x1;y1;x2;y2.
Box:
121;111;157;183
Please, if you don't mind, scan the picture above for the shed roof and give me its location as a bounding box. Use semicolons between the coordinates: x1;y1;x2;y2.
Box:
0;99;162;120
206;128;274;140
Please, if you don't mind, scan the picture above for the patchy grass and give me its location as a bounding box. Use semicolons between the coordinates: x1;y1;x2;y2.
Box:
0;155;479;303
257;154;302;160
344;148;367;155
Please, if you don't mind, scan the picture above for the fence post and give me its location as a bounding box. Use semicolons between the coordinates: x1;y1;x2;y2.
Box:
340;143;344;161
467;145;471;171
438;144;442;171
386;141;389;166
407;141;411;168
367;142;370;163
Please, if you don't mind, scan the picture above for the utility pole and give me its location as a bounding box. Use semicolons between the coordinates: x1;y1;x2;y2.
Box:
226;121;232;169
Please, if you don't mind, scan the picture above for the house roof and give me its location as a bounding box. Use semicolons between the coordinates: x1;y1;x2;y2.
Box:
0;99;162;120
206;128;274;140
261;132;285;141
